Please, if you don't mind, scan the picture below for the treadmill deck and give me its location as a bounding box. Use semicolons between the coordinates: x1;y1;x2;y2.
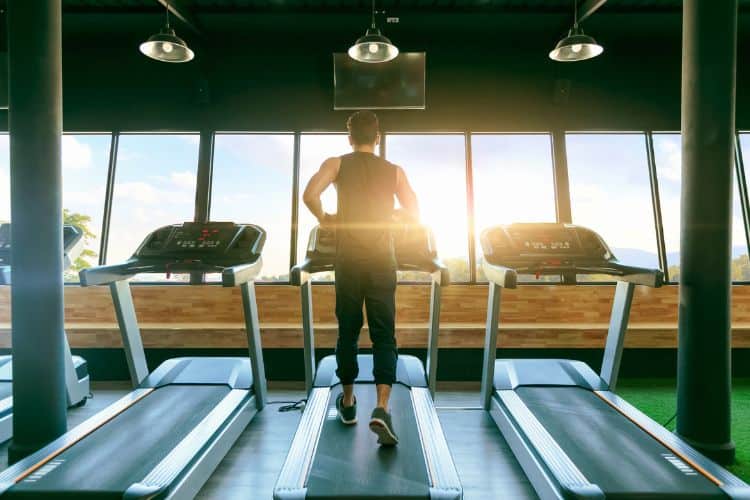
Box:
3;385;238;499
305;384;431;500
509;386;725;498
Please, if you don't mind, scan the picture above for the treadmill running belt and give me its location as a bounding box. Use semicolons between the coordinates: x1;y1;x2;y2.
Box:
515;386;724;499
5;385;231;499
305;384;430;500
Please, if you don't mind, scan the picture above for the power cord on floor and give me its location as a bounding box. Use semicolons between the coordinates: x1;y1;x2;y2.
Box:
663;412;677;428
267;399;307;413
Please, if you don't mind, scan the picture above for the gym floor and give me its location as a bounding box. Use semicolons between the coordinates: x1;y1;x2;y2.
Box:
0;380;746;500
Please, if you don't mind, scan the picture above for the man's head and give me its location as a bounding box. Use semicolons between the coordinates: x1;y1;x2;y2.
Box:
347;110;380;149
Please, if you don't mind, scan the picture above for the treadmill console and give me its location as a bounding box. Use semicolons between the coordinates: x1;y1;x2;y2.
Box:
481;223;613;269
0;223;84;268
303;223;441;272
134;222;265;266
480;223;663;286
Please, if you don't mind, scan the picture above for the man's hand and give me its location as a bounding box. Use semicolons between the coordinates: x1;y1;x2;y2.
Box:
320;212;337;231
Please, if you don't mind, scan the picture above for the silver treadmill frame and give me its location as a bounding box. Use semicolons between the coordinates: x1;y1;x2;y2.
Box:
274;255;461;500
0;256;267;499
480;260;750;500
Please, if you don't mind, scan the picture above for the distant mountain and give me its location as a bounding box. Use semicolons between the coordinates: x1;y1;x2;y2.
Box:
611;246;749;268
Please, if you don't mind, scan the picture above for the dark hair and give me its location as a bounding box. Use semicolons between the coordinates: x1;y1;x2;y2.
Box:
346;111;379;145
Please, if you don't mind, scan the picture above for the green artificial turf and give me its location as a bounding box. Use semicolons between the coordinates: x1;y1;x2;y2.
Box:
617;378;750;482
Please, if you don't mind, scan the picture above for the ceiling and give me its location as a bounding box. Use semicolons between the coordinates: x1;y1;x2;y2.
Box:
57;0;747;14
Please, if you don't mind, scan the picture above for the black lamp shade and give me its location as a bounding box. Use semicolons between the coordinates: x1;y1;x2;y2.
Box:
140;27;194;63
348;28;399;64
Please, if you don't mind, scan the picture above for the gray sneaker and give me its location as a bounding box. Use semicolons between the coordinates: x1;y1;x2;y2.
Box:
369;407;399;446
336;394;357;424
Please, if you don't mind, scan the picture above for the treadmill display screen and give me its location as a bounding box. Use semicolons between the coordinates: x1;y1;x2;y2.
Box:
481;223;612;265
135;222;266;266
0;223;83;266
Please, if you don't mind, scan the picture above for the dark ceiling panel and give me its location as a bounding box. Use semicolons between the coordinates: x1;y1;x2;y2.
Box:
62;0;748;12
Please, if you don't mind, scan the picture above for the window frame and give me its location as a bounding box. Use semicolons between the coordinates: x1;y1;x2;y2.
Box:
45;128;750;287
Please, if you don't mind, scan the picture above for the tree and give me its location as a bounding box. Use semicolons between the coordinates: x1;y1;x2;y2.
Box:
63;208;97;274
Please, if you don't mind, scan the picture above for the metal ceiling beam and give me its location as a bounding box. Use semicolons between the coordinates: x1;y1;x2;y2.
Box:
577;0;607;23
156;0;203;36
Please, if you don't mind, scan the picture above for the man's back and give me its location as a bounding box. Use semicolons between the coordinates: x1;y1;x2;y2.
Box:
335;151;398;266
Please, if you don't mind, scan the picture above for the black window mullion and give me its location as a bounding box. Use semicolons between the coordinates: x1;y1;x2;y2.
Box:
551;130;573;284
98;131;119;265
289;132;302;271
193;130;215;224
465;132;477;283
734;133;750;263
551;130;572;224
645;132;670;281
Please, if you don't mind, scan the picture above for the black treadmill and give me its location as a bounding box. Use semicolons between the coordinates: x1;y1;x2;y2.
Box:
479;223;750;499
274;224;462;500
0;223;90;443
0;221;268;499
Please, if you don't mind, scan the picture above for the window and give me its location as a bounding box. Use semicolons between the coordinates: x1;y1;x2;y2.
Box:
567;133;659;279
107;133;200;281
0;135;8;223
386;134;470;282
62;134;111;281
654;133;748;282
211;134;294;282
652;133;681;279
471;134;556;281
297;134;351;279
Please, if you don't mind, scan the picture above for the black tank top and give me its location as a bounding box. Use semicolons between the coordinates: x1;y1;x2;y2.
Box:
335;151;398;267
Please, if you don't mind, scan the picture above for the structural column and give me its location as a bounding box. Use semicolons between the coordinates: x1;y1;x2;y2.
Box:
7;0;67;461
677;0;737;464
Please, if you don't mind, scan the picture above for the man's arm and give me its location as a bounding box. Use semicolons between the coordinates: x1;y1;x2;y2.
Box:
395;166;419;222
303;157;340;224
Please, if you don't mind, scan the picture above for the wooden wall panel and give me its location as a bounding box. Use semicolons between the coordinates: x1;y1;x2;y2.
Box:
1;284;750;349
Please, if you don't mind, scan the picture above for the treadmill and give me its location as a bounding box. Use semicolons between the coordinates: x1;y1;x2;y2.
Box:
0;221;268;499
0;223;91;443
479;223;750;499
274;224;462;500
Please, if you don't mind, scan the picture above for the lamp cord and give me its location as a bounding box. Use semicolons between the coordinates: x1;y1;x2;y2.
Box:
572;0;578;28
165;0;171;29
371;0;376;29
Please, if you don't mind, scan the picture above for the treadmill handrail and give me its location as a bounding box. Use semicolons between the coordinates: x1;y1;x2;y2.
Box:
290;257;450;287
80;258;262;287
221;258;263;287
482;259;663;288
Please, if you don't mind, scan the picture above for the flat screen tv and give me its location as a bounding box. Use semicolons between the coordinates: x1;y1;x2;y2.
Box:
333;52;426;110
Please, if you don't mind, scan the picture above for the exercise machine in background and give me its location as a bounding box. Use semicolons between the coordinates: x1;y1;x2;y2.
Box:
0;221;267;499
274;224;461;500
0;223;90;443
479;223;750;499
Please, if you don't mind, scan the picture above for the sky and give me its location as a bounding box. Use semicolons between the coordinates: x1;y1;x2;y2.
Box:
567;133;660;268
2;131;750;282
211;134;295;279
0;134;110;265
654;134;747;267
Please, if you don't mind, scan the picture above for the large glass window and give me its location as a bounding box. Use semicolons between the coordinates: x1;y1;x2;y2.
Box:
211;133;294;282
567;133;659;278
297;134;351;279
62;134;111;281
107;133;200;281
0;135;8;223
654;133;747;282
387;134;470;282
471;134;556;281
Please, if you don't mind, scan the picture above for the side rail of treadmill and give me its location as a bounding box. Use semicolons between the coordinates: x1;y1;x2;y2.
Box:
595;391;750;499
490;390;604;500
273;387;330;500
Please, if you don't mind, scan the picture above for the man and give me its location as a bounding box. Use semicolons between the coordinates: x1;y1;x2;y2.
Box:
303;110;419;446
